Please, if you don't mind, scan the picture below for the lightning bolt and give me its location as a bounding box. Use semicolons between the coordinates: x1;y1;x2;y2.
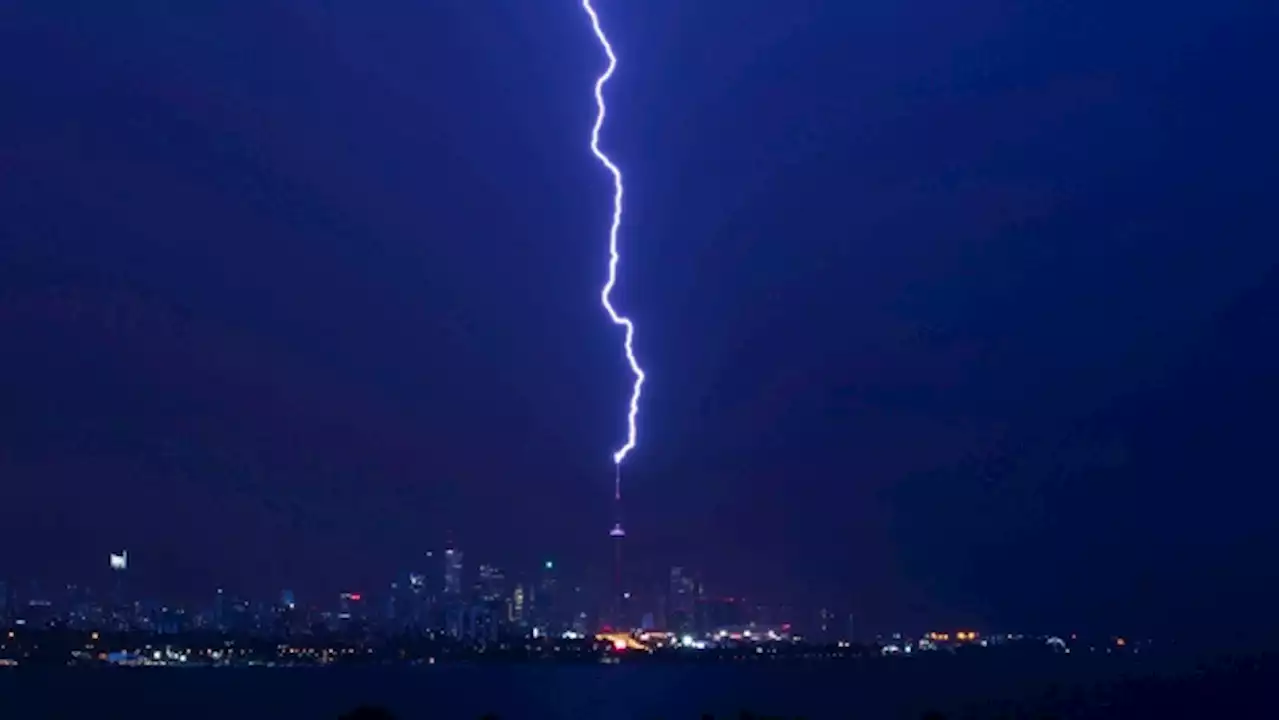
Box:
582;0;644;495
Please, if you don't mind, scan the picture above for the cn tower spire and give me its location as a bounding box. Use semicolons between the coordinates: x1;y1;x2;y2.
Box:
610;464;625;535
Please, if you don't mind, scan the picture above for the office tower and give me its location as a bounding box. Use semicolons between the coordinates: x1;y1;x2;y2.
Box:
410;570;429;626
213;588;227;629
477;564;505;602
668;566;696;633
443;544;463;597
389;571;429;629
536;559;558;632
510;583;525;625
420;551;438;606
337;591;364;621
441;541;465;637
109;550;128;627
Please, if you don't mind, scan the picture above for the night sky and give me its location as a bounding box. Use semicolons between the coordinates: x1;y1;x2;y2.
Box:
0;1;1271;640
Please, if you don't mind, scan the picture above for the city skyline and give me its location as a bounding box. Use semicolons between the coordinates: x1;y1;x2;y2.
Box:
3;543;741;616
1;545;841;642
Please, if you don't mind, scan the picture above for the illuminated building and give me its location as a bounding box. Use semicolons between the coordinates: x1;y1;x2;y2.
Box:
421;551;437;603
511;584;525;625
108;550;129;627
535;559;558;631
439;542;465;637
668;567;696;632
818;607;835;642
213;588;226;629
337;591;364;619
477;564;505;602
443;545;463;597
389;571;430;629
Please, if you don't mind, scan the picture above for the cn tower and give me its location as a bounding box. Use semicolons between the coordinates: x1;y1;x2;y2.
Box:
609;466;626;629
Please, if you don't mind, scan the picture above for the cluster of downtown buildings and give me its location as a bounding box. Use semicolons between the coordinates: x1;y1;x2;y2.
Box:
0;547;807;644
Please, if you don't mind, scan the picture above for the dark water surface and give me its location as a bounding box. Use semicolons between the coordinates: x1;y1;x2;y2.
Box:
0;654;1269;719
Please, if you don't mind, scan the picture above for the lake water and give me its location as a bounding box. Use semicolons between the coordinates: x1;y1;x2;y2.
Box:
0;653;1268;719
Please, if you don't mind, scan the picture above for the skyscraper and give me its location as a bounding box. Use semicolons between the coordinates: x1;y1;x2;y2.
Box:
109;550;128;627
442;542;465;637
422;551;436;598
443;545;463;597
668;566;695;633
337;591;364;622
536;560;558;632
402;571;428;628
213;588;226;629
510;583;525;625
477;564;505;602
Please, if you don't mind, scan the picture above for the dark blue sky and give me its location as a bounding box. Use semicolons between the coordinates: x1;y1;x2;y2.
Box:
0;1;1271;638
